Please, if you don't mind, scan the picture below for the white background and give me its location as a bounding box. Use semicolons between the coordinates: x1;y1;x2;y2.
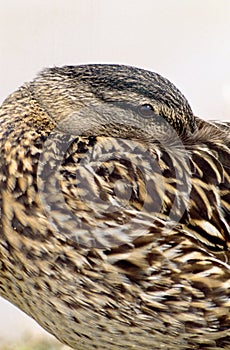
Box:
0;0;229;344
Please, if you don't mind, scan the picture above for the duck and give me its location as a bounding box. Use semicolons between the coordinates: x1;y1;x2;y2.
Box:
0;64;229;349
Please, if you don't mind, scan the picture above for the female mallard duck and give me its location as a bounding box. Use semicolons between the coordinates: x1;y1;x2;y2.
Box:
0;65;229;349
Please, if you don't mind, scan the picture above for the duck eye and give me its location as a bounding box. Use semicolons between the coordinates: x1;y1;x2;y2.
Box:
138;103;155;118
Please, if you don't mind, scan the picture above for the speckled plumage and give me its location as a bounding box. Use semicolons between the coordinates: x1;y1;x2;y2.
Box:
0;65;229;349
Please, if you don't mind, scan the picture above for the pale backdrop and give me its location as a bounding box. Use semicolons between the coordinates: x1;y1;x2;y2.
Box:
0;0;229;344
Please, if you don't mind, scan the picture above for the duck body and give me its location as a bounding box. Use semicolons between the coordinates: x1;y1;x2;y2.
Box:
0;65;229;349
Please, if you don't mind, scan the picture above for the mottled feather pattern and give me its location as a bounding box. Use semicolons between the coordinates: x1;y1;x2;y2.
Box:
0;65;229;349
